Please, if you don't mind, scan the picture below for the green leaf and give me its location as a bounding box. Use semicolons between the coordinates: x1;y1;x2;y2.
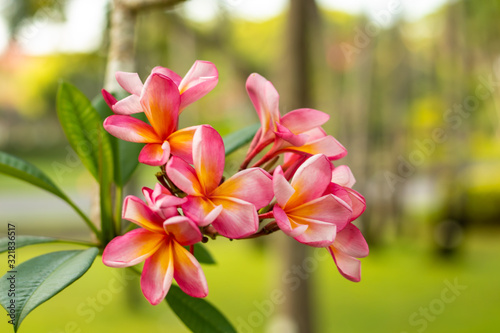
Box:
92;94;142;186
0;248;98;331
184;243;216;265
0;236;56;254
0;151;68;200
166;285;236;333
56;82;113;183
223;123;261;156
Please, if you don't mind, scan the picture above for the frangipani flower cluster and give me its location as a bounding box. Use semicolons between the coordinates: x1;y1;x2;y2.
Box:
101;61;368;305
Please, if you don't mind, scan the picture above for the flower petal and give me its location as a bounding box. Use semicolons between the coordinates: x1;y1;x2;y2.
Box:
344;188;366;221
104;115;160;143
285;135;347;160
168;125;198;165
272;166;295;207
171;241;208;298
280;108;330;134
140;73;180;139
274;123;308;146
163;215;202;246
178;60;219;111
122;195;165;233
182;196;222;226
166;156;203;196
102;89;117;109
329;247;362;282
113;94;143;115
152;66;182;86
139;142;170;166
102;229;165;268
273;205;308;238
116;71;143;95
289;216;337;247
287;154;332;208
246;73;280;140
210;197;259;239
192;125;224;194
287;194;352;231
141;242;174;305
333;223;369;258
331;165;356;188
211;168;273;209
142;184;185;219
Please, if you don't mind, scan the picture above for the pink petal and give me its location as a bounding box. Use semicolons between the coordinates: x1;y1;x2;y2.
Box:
152;66;182;86
102;89;117;109
182;196;222;226
166;156;203;196
115;71;143;95
141;242;174;305
192;125;224;194
328;246;362;282
138;142;170;166
168;125;198;165
333;223;369;258
285;135;347;160
163;215;202;246
274;123;308;146
273;205;308;238
287;194;352;231
287;154;332;208
102;229;165;268
290;216;337;247
171;241;208;298
331;165;356;188
344;188;366;221
246;73;280;140
142;184;185;219
140;73;180;139
210;197;259;239
113;94;143;115
104;115;160;143
178;60;219;111
122;195;165;233
326;183;352;208
272;166;295;207
280;108;330;134
211;168;273;209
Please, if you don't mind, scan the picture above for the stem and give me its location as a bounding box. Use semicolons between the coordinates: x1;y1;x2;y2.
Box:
114;185;123;235
239;221;280;239
65;198;101;239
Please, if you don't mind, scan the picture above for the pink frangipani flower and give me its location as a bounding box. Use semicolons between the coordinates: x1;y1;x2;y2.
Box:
102;195;207;305
166;125;274;239
142;183;187;220
272;154;352;247
103;73;199;166
103;60;218;115
327;222;369;282
242;73;346;168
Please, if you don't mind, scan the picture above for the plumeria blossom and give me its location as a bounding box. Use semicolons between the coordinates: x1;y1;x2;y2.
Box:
102;60;218;115
103;73;200;166
326;165;366;222
102;193;207;305
142;183;187;219
327;222;369;282
242;73;346;168
272;154;352;247
166;125;274;239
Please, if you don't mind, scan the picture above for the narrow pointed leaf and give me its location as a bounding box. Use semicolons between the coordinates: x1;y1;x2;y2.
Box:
0;151;68;199
0;248;99;332
166;285;236;333
0;236;56;254
56;82;113;183
223;123;260;156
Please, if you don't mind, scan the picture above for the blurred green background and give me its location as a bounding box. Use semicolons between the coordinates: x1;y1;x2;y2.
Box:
1;0;500;332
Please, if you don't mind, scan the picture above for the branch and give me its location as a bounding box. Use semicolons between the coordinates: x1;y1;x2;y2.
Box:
121;0;187;11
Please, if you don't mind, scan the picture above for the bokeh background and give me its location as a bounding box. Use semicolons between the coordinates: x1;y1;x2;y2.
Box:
1;0;499;332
